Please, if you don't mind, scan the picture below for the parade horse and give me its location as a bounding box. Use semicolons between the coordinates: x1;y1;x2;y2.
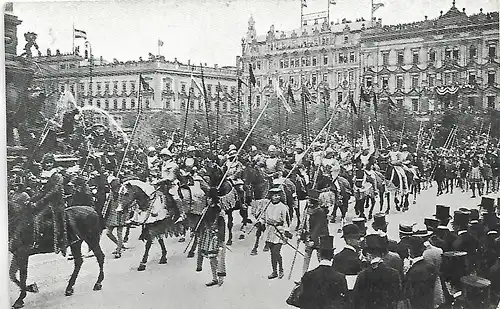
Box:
384;164;413;212
205;162;250;246
8;201;105;309
352;165;375;219
366;169;387;219
117;179;181;271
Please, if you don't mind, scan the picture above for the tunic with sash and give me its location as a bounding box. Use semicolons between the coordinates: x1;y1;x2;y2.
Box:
261;201;289;244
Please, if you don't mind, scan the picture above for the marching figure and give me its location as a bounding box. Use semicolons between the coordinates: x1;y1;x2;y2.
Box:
261;186;290;279
196;187;227;287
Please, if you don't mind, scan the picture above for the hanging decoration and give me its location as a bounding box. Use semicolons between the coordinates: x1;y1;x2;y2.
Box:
435;85;459;96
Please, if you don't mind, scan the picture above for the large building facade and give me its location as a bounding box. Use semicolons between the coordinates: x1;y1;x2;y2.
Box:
33;53;239;127
239;2;499;114
361;3;500;112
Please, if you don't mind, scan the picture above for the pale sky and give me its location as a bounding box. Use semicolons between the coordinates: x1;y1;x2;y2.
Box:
12;0;500;67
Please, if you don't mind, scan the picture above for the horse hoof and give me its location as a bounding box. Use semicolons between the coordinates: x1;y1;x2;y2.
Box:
239;235;245;240
12;300;24;309
137;264;146;271
159;257;167;264
65;287;74;296
250;249;258;256
93;283;102;291
226;240;232;246
187;252;195;258
27;283;38;293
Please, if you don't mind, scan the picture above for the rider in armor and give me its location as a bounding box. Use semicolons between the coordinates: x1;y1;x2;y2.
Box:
159;148;179;184
388;142;409;192
264;145;284;181
183;145;199;175
30;153;66;254
223;149;245;198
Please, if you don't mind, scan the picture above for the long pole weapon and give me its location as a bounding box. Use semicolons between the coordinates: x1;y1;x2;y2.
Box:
179;86;192;159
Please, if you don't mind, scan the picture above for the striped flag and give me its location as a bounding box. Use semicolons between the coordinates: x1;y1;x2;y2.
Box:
74;29;87;39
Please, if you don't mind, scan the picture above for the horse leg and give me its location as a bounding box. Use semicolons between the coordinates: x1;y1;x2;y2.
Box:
226;212;233;246
368;197;375;220
138;237;153;271
63;243;83;296
386;192;391;214
12;251;28;309
379;191;384;212
250;228;262;255
238;208;247;240
158;237;168;264
403;194;410;211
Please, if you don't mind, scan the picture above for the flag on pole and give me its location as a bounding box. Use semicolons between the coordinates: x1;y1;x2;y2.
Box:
372;2;384;13
287;84;296;106
139;74;152;91
330;0;336;4
74;29;87;39
238;78;248;88
349;94;358;114
158;39;164;47
274;80;293;113
362;130;369;149
190;74;204;94
301;0;307;7
248;64;256;86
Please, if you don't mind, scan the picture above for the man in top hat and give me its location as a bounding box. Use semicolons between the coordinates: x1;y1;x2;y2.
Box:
354;233;402;309
477;230;499;278
332;224;363;275
403;236;439;309
372;213;398;253
480;197;500;231
260;186;290;279
299;235;348;309
434;204;452;227
452;210;479;272
301;189;329;275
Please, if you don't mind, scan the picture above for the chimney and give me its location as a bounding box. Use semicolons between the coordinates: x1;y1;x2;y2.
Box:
188;59;190;65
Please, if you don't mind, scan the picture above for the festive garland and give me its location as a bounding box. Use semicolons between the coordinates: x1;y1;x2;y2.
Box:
435;85;459;96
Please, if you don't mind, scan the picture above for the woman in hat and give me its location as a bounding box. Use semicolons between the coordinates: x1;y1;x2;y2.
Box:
301;189;329;275
261;186;290;279
196;187;226;287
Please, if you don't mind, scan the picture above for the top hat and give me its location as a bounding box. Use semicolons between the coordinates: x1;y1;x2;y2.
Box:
342;224;360;239
434;205;451;221
479;197;495;212
319;235;334;251
454;211;470;228
363;234;385;254
469;209;480;222
424;217;440;231
442;251;469;287
399;223;415;235
308;189;321;202
372;213;388;230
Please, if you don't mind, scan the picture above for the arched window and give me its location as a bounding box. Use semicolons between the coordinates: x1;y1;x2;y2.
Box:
104;99;109;110
121;99;126;110
96;100;101;108
469;45;477;59
113;99;118;110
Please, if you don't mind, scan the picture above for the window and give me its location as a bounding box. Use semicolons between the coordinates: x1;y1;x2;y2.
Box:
411;75;419;88
445;73;452;85
290;59;295;68
122;82;127;92
105;82;110;92
323;55;328;65
181;83;186;93
70;84;75;94
96;100;101;108
302;57;306;67
113;81;118;90
279;77;284;87
488;72;495;86
280;59;284;69
489;44;497;58
89;99;93;106
468;97;475;108
79;83;85;93
189;98;194;110
382;76;389;89
284;59;289;68
256;79;261;87
131;98;136;109
365;76;373;88
397;51;404;65
382;53;389;66
268;78;272;86
349;52;355;63
104;99;109;110
306;57;311;66
165;99;171;110
337;92;343;103
348;71;354;84
130;82;135;91
469;45;477;59
344;35;348;44
429;50;436;63
468;72;476;84
396;99;403;107
256;95;261;107
429;75;435;87
323;73;328;82
312;57;317;66
396;76;404;89
257;62;261;70
207;84;212;95
60;84;65;93
312;74;317;86
487;96;495;109
121;99;126;110
339;53;346;64
445;48;452;59
412;99;419;112
412;51;419;64
230;86;236;95
113;99;118;110
453;47;459;61
337;72;342;84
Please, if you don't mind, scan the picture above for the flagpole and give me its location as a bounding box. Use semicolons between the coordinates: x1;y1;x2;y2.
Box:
370;0;374;26
278;94;282;149
301;1;303;27
216;82;220;153
237;73;242;142
327;0;330;25
200;64;213;151
72;23;75;55
180;86;192;158
249;75;253;131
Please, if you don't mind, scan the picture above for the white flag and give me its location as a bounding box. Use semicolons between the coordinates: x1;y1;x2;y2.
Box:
274;79;293;113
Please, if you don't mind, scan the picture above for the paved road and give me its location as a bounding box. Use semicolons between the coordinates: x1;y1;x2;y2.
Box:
8;185;499;309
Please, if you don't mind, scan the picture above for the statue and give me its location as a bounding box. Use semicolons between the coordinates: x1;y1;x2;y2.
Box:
20;32;40;58
47;48;51;56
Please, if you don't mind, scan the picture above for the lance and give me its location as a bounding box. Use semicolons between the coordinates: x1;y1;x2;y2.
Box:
429;125;456;180
179;86;192;160
398;118;406;151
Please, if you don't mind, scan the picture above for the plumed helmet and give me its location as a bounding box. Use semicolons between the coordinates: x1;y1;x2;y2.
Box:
160;148;172;156
147;146;156;153
229;144;237;151
402;144;408;149
268;145;277;152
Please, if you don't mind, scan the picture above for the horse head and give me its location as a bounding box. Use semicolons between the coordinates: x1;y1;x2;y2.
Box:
118;183;148;212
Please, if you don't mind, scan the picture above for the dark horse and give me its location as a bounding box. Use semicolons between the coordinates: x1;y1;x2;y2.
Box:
9;202;105;309
118;179;181;271
205;162;250;246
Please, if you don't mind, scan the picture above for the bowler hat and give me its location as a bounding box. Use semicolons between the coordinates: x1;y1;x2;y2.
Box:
372;213;388;230
319;235;334;251
479;197;495;212
434;205;451;220
424;217;440;231
363;234;385;253
342;224;360;239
